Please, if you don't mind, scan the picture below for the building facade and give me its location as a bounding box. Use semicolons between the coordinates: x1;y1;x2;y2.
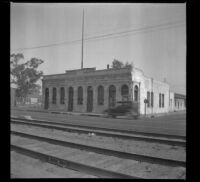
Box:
42;66;176;115
174;93;186;111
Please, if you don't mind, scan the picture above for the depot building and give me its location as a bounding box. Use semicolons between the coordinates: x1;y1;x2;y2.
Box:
41;65;185;115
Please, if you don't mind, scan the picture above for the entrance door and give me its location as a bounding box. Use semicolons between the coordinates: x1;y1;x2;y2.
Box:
109;85;116;107
87;86;93;112
44;88;49;109
68;87;73;111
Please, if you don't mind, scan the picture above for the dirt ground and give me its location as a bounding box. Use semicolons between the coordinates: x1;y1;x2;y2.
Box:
11;151;96;178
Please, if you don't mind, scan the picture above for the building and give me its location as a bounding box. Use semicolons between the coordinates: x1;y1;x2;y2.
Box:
11;87;16;107
174;93;186;111
11;83;17;107
169;91;175;112
42;66;177;115
24;93;42;105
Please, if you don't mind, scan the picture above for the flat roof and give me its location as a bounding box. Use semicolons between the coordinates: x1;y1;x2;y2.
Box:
43;67;132;79
174;93;186;99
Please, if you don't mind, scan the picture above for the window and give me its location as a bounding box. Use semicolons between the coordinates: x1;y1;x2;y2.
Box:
77;86;83;105
121;84;129;101
52;87;57;104
147;91;150;107
98;85;104;105
60;87;65;104
151;92;154;107
162;94;164;108
159;93;161;108
134;85;138;102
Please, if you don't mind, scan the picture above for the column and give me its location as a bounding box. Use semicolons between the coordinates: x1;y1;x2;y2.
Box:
73;86;78;112
83;85;87;112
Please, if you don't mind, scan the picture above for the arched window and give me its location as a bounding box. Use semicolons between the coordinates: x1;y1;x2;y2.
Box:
60;87;65;104
159;93;161;108
109;85;116;107
147;91;150;107
98;85;104;105
134;85;139;102
151;92;154;107
87;86;93;112
68;87;74;111
77;86;83;105
52;87;57;104
121;84;129;101
162;94;164;108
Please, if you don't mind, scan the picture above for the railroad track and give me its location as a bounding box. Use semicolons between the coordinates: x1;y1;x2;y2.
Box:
11;117;186;147
11;130;185;178
11;130;185;167
11;131;140;178
11;144;136;178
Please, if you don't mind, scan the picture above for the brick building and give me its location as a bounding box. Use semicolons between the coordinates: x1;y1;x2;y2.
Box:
42;66;177;115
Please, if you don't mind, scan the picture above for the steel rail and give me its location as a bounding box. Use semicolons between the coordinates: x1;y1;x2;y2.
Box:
11;130;186;168
11;144;138;178
11;119;186;147
11;117;186;141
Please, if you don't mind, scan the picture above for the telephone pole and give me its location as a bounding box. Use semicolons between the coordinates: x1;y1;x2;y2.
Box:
81;9;84;69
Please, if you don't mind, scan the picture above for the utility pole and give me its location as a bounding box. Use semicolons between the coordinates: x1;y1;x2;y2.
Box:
81;9;84;69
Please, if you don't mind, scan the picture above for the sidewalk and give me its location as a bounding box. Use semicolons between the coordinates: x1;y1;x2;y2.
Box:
11;106;186;119
11;106;104;117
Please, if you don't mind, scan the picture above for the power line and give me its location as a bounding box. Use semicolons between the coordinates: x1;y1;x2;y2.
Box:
11;20;185;51
85;21;185;42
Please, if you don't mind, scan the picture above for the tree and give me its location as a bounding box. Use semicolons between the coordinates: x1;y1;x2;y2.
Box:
10;53;44;104
124;61;133;70
111;59;133;70
112;59;124;69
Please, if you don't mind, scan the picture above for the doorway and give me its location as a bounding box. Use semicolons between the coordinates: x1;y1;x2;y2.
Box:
68;87;73;111
109;85;116;107
44;88;49;109
87;86;93;112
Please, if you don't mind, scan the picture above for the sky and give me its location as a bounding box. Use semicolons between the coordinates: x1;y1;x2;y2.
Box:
11;3;186;95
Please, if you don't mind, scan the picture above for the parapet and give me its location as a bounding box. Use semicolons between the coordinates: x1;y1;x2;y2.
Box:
65;67;96;74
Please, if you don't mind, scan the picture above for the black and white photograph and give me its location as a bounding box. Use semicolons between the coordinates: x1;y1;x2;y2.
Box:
10;3;186;179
